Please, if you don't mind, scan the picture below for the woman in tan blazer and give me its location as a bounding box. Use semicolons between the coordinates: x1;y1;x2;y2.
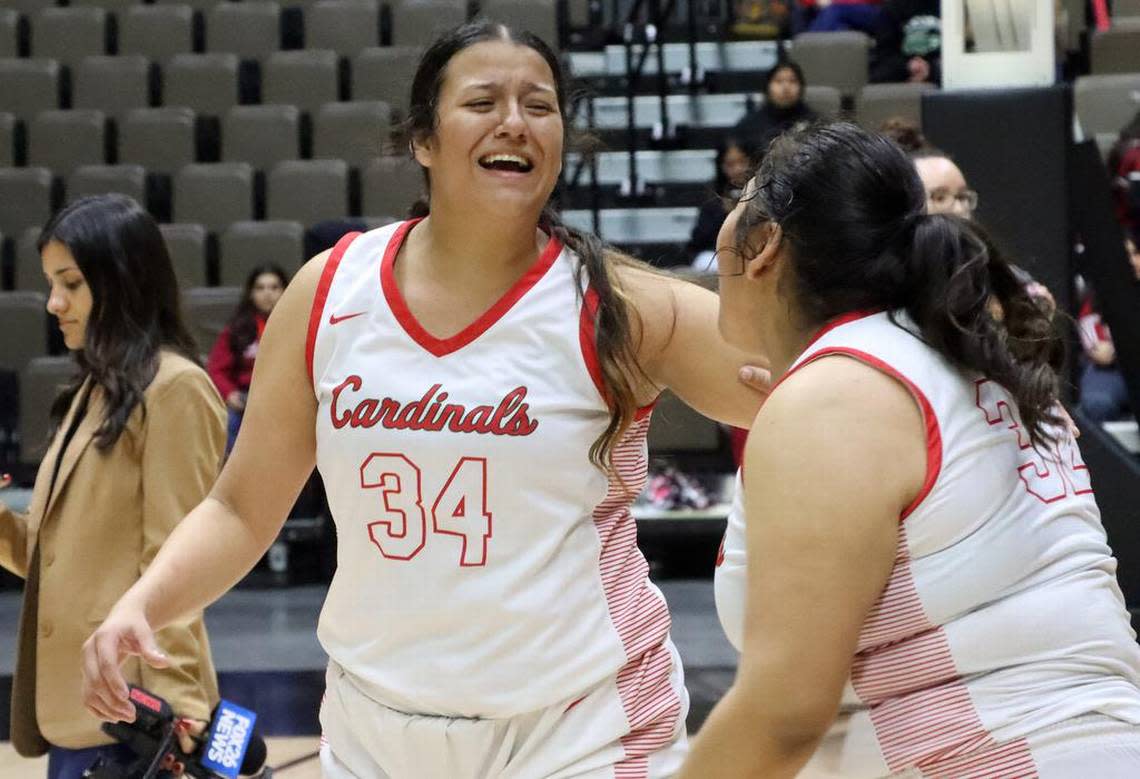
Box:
0;195;225;777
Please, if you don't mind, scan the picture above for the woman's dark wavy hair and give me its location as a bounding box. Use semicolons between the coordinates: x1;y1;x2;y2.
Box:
38;194;200;450
403;19;656;471
736;122;1064;446
227;264;290;361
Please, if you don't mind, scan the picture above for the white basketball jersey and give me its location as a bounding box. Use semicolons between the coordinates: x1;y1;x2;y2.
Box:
715;310;1140;777
307;220;680;727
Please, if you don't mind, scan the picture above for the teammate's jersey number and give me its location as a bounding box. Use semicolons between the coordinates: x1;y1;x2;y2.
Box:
975;380;1092;503
360;453;492;566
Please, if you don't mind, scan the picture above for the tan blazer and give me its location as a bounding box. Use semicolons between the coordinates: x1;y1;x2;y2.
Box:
0;351;225;754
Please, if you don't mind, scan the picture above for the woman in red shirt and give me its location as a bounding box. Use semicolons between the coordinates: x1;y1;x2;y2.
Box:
206;265;289;452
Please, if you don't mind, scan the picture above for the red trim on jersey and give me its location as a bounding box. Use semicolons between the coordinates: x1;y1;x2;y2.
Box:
851;529;1039;777
782;346;942;521
306;231;362;385
801;308;882;353
380;218;563;358
579;285;656;420
589;416;682;772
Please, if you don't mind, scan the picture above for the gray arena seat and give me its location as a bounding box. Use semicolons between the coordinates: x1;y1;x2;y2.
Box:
222;105;301;170
119;5;194;61
70;0;139;11
67;164;147;205
1090;21;1140;74
155;0;226;11
13;227;42;292
19;356;75;467
305;0;379;58
118;108;197;175
174;162;254;233
219;220;305;286
0;9;18;59
480;0;557;48
647;390;722;453
164;53;241;117
313;101;391;166
206;1;281;59
362;156;422;219
263;50;339;113
0;168;53;239
790;31;871;98
803;85;841;119
0;292;49;375
0;113;13;168
389;0;467;47
855;82;935;130
183;286;242;355
159;223;209;288
1074;74;1140;136
31;7;107;66
0;58;61;120
267;159;348;226
351;46;421;118
73;56;151;117
28;110;106;177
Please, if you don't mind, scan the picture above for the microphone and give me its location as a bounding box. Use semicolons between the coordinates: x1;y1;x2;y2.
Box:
84;686;270;778
201;698;266;778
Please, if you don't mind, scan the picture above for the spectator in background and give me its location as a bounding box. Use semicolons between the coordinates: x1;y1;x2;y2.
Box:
912;145;1057;308
869;0;941;84
1079;233;1140;423
1108;110;1140;234
733;61;817;156
879;116;927;153
207;264;289;454
687;135;758;271
805;0;884;33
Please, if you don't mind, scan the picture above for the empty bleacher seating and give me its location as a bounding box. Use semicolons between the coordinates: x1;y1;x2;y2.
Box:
67;164;147;206
267;159;348;225
222;105;302;170
174;162;255;232
119;5;195;61
28;110;107;178
0;168;53;240
219;220;305;286
159;223;209;288
0;58;61;121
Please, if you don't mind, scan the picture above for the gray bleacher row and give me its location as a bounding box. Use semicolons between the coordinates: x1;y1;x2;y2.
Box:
0;0;559;60
0;99;398;169
0;49;422;121
0;156;420;278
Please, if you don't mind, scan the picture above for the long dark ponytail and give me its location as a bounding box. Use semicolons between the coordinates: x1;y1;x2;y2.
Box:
38;194;200;450
739;122;1064;445
403;19;653;470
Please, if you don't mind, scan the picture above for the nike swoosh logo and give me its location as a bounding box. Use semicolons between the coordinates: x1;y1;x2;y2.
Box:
329;311;367;325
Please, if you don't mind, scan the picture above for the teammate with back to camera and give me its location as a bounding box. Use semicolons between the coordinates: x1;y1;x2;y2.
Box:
80;20;772;779
689;122;1140;778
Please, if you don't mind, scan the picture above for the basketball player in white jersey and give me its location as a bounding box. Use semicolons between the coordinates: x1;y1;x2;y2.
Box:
79;21;769;779
686;122;1140;778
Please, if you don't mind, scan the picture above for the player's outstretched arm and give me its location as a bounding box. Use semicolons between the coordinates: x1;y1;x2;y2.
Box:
621;266;770;429
82;250;330;723
677;356;924;778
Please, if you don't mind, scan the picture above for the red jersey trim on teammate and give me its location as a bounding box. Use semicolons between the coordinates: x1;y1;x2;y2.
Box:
779;344;943;522
380;218;564;358
579;286;657;421
306;231;362;385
